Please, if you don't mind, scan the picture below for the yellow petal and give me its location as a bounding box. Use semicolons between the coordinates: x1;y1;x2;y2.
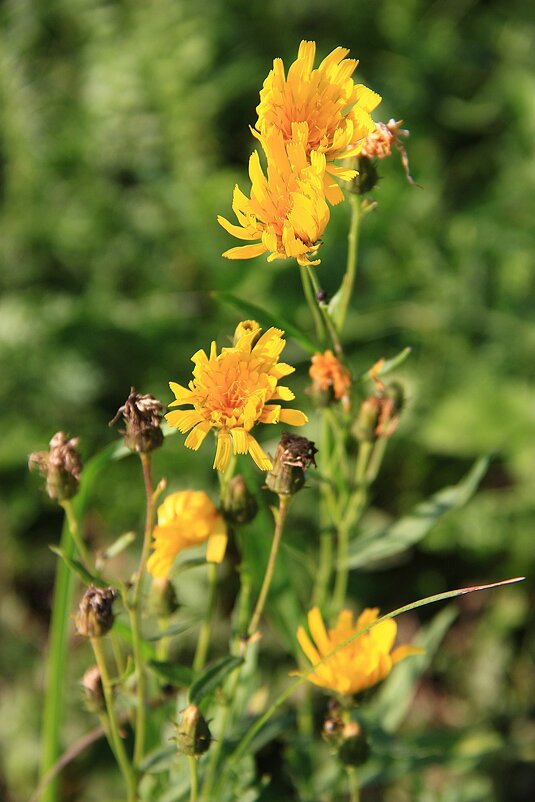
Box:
206;532;228;564
222;243;267;260
231;428;249;455
278;409;308;426
214;429;232;472
184;420;212;451
391;645;425;664
307;607;331;657
247;435;272;471
166;409;204;433
369;618;397;654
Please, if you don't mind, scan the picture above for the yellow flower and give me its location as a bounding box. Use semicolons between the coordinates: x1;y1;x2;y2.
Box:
166;324;308;472
309;350;352;407
147;491;227;578
217;130;330;267
254;40;381;205
295;607;423;696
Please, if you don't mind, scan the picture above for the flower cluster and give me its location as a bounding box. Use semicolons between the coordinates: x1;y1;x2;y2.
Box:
218;41;380;266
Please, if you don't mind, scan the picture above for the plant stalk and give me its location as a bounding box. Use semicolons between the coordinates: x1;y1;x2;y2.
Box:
193;562;219;673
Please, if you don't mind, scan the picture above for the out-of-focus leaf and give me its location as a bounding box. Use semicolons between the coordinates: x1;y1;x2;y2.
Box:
145;619;198;641
99;531;137;561
359;347;412;380
346;456;491;569
148;660;194;687
365;605;458;733
171;558;207;576
49;546;108;588
213;291;318;354
139;745;176;774
189;655;244;704
113;619;155;659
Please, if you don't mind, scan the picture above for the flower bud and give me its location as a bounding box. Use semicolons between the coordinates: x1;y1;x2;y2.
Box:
148;577;180;618
353;382;405;442
265;432;317;496
221;475;258;525
350;156;379;195
175;705;212;757
233;319;262;347
75;585;117;638
109;387;163;454
322;700;344;743
81;665;105;712
338;720;371;767
29;432;82;502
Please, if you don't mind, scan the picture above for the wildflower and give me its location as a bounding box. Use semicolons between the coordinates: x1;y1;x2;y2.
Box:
309;350;351;410
109;387;163;453
295;607;422;696
166;324;308;472
147;491;228;578
29;431;82;501
75;586;118;638
254;40;381;204
217;130;330;266
265;432;317;496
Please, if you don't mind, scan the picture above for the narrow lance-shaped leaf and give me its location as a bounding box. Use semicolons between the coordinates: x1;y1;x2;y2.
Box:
189;655;244;705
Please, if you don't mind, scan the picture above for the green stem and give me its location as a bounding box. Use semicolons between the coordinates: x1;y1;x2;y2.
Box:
130;452;155;767
61;498;91;566
308;266;344;356
312;413;335;609
91;638;137;802
300;265;326;344
40;517;77;802
228;577;523;768
188;756;199;802
247;494;291;638
334;193;361;332
193;562;219;673
347;767;360;802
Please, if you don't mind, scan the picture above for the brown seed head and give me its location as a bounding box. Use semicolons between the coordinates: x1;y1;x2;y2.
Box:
265;432;318;496
29;431;83;501
75;585;118;638
109;387;163;453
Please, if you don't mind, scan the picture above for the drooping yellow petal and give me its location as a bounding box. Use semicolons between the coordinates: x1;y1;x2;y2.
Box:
214;429;232;472
247;435;272;471
278;409;308;426
206;531;228;564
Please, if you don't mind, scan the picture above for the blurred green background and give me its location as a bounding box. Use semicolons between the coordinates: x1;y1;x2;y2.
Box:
1;0;534;800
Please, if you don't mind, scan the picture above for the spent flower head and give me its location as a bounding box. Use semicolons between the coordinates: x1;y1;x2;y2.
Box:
75;585;118;638
218;130;330;266
166;323;307;472
294;606;423;697
109;387;163;453
29;431;83;501
147;490;228;578
309;350;352;411
254;40;381;205
265;431;318;496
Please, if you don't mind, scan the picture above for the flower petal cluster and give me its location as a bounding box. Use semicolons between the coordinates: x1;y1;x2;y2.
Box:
295;607;422;696
255;40;381;205
147;491;228;578
165;324;308;472
218;41;380;265
218;131;330;267
309;350;351;403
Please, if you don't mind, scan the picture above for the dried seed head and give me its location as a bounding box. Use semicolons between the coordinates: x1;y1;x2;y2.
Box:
175;705;212;757
265;432;318;496
109;387;163;453
29;431;83;501
221;474;258;525
81;665;105;712
75;585;117;638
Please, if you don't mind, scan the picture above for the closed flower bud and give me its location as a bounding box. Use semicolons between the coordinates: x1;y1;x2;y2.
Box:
350;156;379;195
233;319;262;347
75;585;117;638
338;721;371;767
148;577;180;618
81;665;105;712
353;382;405;442
176;704;212;757
221;475;258;525
265;432;317;496
109;387;163;454
29;432;82;502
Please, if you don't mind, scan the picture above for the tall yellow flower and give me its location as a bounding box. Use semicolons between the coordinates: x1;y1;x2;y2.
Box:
166;324;308;472
217;130;330;266
295;607;423;696
254;40;381;205
147;490;228;578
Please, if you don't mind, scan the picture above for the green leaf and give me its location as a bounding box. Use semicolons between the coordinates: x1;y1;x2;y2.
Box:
359;346;412;379
145;619;198;641
346;456;491;569
139;745;176;774
365;605;458;733
171;557;207;576
49;545;108;587
99;531;137;561
212;291;318;354
148;660;194;687
113;619;156;659
189;655;244;705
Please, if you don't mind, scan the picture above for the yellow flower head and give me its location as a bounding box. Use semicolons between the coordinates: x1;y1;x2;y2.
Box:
147;490;228;578
254;40;381;205
217;130;330;266
309;350;352;406
166;324;308;472
295;607;423;696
